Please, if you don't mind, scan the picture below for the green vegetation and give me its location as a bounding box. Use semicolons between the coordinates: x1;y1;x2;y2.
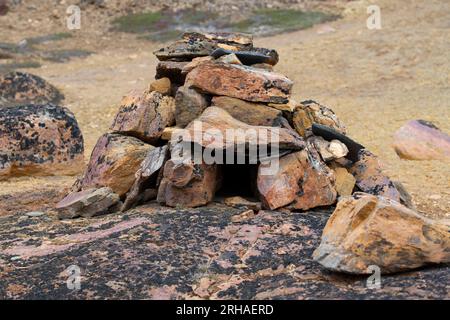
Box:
231;9;339;34
112;8;339;41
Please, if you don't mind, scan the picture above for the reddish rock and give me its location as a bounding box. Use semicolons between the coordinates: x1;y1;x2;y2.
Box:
393;120;450;160
185;62;293;104
313;193;450;274
0;72;64;107
181;56;214;75
180;107;304;152
349;149;400;202
257;147;337;210
0;104;84;179
293;100;346;137
157;158;221;208
212;96;283;127
122;145;169;211
56;187;121;219
77;133;153;197
110;90;175;144
175;86;209;127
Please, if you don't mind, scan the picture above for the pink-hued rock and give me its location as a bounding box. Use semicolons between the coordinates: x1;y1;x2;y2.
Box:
0;104;84;180
349;149;400;202
257;147;337;210
77;133;153;197
185;62;293;104
110;90;175;144
393;120;450;160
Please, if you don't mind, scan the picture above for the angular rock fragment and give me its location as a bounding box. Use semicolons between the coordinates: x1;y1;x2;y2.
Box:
154;32;253;62
185;62;293;104
77;133;153;197
155;61;189;85
393;120;450;160
181;56;214;75
161;126;182;141
312;124;363;162
180;107;304;152
333;167;356;196
224;196;262;211
122;145;169;211
393;181;415;209
293;100;346;137
0;104;84;179
0;71;64;107
175;86;209;127
257;147;336;210
56;187;121;219
349;149;400;202
310;136;348;162
212;96;283;127
110;90;175;144
211;47;279;66
313;193;450;274
216;53;242;65
149;77;171;95
157;158;221;208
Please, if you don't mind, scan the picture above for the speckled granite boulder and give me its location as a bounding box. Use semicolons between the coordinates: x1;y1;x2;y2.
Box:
393;120;450;160
0;72;64;107
76;133;153;197
0;104;84;179
110;90;175;144
313;193;450;274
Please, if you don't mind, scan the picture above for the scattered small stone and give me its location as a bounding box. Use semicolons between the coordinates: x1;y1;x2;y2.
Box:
333;167;356;196
231;209;255;223
25;211;45;217
149;77;171;95
224;196;261;211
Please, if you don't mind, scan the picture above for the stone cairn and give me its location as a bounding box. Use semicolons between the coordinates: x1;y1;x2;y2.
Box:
56;32;449;274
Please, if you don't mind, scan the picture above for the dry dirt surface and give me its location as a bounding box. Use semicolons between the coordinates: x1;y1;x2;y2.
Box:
0;0;449;220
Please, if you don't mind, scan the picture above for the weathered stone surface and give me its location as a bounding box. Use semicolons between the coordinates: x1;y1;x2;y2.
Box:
181;56;214;75
216;53;242;65
312;124;364;162
0;104;84;179
212;96;283;127
293;100;346;137
250;63;274;71
393;120;450;160
185;62;293;104
78;133;153;197
161;126;182;141
175;86;209;127
257;148;336;210
224;196;262;211
211;47;279;66
157;159;221;208
56;187;121;219
268;99;298;113
349;149;401;202
122;145;169;212
310;136;348;162
333;167;356;196
155;61;189;84
0;71;64;107
393;180;415;209
149;77;171;95
154;32;252;62
1;201;446;299
110;90;175;144
313;193;450;274
180;107;304;152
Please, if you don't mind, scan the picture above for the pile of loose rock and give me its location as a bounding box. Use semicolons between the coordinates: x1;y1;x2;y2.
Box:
55;32;449;274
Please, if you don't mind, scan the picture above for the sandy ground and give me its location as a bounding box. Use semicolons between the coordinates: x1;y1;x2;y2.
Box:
0;0;449;218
